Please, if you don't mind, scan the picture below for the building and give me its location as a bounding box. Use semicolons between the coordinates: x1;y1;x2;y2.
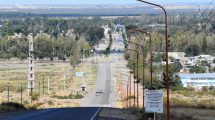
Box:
178;73;215;88
197;55;214;64
168;52;185;60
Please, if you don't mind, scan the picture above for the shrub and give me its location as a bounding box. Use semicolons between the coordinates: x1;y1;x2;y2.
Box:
0;102;27;112
171;85;185;91
47;100;54;105
23;100;29;105
208;86;214;91
202;86;208;92
52;93;83;99
74;93;83;99
0;87;5;93
186;87;195;91
31;92;40;101
28;102;43;109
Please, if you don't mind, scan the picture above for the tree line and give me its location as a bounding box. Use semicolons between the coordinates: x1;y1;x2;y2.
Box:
0;17;107;67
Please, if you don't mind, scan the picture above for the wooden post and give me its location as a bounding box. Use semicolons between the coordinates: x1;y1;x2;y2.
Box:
21;84;23;104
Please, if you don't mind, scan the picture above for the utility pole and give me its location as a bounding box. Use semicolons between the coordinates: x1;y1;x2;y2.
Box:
28;33;35;96
126;81;129;108
129;70;132;107
64;72;67;90
48;77;50;93
6;86;10;102
43;75;45;94
21;83;23;104
39;78;41;97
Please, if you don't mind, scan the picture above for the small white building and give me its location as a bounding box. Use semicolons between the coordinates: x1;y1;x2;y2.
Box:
168;52;185;60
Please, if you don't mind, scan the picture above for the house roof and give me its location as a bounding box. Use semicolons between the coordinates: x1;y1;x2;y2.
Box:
178;73;215;79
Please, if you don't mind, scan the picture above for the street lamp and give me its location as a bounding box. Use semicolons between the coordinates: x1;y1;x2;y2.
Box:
127;28;153;89
120;79;129;108
125;39;145;109
127;60;136;107
137;0;170;120
126;48;139;108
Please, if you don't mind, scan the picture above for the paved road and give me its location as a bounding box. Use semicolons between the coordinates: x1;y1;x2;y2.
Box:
2;107;101;120
80;58;113;107
1;30;126;120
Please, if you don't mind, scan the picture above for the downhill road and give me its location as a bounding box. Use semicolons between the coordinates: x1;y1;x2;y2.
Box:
1;107;101;120
1;31;125;120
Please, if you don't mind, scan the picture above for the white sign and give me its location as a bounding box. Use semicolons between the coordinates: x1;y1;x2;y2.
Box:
75;72;84;77
145;90;163;113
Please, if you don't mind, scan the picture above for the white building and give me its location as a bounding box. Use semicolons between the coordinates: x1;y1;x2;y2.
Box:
178;73;215;88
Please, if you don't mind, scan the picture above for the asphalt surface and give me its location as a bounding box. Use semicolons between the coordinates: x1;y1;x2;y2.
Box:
80;56;113;107
1;107;101;120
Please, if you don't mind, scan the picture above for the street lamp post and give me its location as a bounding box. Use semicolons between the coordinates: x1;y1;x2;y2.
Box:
120;79;129;108
127;60;136;107
137;0;170;120
125;40;145;109
126;48;139;108
127;28;152;89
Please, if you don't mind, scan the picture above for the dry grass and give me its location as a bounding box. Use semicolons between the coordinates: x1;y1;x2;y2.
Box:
0;61;97;109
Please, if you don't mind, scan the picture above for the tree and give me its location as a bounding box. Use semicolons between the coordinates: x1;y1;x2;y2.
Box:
152;53;165;62
208;86;214;91
161;64;182;88
189;66;206;73
202;86;208;92
124;52;130;60
202;36;207;53
185;44;200;57
173;61;183;73
34;34;54;60
201;60;211;67
86;26;104;45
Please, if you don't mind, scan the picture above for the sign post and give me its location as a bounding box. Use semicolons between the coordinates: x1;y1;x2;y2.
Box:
145;90;163;113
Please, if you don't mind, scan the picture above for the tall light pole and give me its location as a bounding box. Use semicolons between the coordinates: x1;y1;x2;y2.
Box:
127;60;136;107
125;39;145;109
127;28;153;89
126;48;139;108
137;1;169;120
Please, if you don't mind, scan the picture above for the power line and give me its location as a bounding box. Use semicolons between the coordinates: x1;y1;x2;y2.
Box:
176;0;214;38
178;4;215;42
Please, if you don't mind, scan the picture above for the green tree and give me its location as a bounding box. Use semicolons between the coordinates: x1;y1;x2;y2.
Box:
173;61;183;73
202;36;207;53
189;66;206;73
161;64;182;88
86;26;104;45
208;86;214;91
201;60;211;67
185;44;200;57
202;86;208;92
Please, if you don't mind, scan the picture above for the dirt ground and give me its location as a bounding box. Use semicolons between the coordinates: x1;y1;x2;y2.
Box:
97;107;140;120
170;107;215;120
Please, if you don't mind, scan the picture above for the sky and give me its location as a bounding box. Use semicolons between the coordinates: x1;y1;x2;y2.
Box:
0;0;212;5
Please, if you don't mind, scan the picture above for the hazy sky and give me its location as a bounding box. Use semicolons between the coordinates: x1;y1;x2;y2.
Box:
0;0;212;5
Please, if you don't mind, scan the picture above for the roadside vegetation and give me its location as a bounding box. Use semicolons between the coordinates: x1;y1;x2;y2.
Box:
0;102;27;112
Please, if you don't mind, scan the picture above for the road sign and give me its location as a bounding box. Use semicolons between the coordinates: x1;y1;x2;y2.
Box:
75;72;84;77
145;90;163;113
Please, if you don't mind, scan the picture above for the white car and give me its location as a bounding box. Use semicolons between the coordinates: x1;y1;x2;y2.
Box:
95;90;103;96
